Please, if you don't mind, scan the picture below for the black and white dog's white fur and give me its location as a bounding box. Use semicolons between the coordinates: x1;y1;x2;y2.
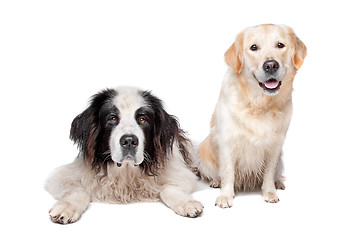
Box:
46;86;203;224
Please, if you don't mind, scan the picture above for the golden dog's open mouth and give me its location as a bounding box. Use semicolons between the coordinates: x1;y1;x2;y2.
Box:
258;79;282;94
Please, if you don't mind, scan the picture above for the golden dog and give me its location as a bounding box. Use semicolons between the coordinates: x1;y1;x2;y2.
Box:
196;24;306;207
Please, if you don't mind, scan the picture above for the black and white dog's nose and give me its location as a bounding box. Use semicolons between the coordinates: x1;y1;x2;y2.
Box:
263;60;279;74
120;134;139;149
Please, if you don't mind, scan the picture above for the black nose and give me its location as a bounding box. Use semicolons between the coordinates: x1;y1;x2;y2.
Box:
120;134;139;149
263;60;279;74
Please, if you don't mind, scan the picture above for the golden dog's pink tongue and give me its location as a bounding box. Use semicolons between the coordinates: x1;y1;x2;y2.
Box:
264;80;279;89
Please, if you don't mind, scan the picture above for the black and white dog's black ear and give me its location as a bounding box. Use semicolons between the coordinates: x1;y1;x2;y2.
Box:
153;100;192;166
70;89;116;160
141;91;191;174
154;105;178;155
140;91;174;155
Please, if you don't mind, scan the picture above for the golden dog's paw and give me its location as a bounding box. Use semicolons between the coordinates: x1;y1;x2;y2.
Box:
275;180;285;190
263;191;280;203
209;179;221;188
203;176;221;188
191;167;201;178
215;195;234;208
49;201;82;224
174;200;204;218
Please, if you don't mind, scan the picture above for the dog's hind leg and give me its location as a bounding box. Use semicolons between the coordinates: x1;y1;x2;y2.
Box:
196;135;221;188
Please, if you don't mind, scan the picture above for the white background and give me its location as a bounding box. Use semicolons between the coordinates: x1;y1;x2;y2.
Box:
1;0;359;239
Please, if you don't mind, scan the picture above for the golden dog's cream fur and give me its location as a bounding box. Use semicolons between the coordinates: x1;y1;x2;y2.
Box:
197;24;306;207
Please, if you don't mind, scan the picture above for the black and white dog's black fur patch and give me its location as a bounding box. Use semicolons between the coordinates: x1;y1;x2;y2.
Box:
46;87;203;224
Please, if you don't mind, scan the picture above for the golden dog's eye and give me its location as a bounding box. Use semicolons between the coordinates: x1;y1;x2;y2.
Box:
277;42;285;49
250;44;258;51
109;116;118;123
138;117;146;125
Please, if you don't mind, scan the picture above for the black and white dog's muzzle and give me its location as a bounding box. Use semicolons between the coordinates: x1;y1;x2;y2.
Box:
116;134;139;167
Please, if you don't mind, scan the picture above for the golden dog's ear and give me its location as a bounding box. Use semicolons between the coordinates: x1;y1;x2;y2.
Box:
289;28;307;69
225;33;243;73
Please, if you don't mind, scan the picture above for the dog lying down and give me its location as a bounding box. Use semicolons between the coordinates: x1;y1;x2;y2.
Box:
45;87;203;224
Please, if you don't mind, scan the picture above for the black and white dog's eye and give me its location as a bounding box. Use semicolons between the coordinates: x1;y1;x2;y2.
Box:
109;116;118;123
138;117;146;125
277;42;285;48
250;44;258;51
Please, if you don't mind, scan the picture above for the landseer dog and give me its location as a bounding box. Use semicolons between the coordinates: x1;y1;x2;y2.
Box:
196;24;307;207
46;87;203;224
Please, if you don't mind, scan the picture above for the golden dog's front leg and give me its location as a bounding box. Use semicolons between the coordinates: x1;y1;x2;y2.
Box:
262;149;283;203
215;149;235;208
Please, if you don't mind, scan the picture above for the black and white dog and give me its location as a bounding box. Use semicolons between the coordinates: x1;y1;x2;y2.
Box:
46;87;203;224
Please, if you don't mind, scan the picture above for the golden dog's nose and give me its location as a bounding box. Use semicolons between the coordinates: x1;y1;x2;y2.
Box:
263;60;279;74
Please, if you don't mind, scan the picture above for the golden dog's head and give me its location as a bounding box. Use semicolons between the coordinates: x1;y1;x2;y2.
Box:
225;24;306;96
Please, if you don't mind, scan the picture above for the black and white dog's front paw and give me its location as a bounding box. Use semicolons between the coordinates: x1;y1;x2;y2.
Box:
173;200;204;218
49;200;83;224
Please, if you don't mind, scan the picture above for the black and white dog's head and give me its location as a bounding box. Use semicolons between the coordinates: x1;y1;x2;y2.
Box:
70;87;190;176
